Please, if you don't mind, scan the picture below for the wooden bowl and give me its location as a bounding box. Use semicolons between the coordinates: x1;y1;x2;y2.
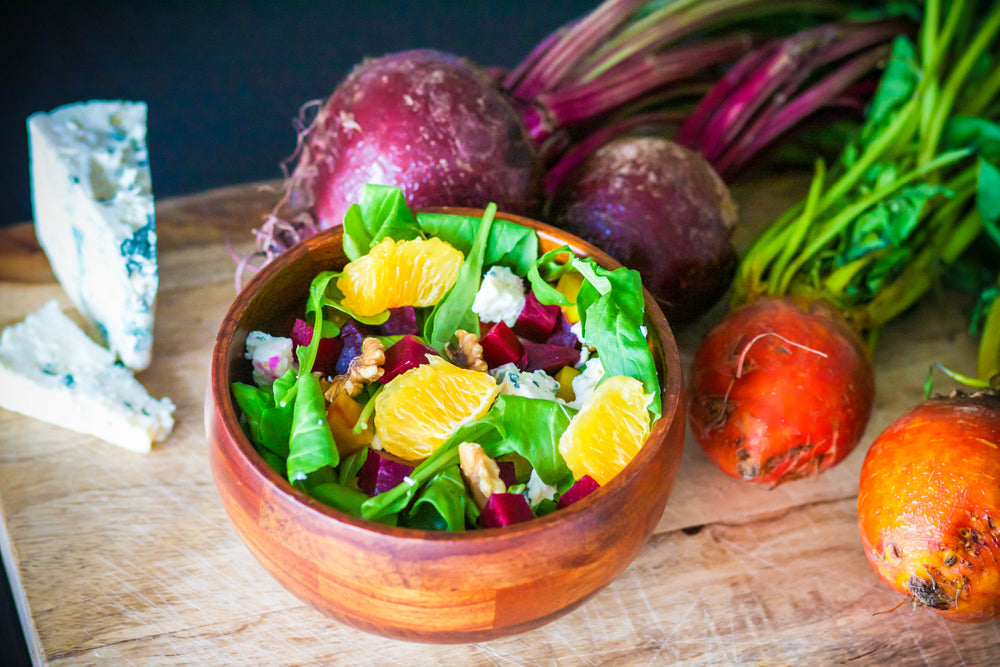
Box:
205;209;685;643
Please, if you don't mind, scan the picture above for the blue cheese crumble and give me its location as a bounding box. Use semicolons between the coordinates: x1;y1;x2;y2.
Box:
472;266;525;327
245;331;295;386
490;363;562;402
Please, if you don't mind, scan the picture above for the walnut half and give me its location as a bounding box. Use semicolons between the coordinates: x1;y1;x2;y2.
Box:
458;441;506;509
324;337;385;401
447;329;488;372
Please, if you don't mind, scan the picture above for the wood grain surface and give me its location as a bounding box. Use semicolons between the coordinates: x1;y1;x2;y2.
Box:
1;174;998;665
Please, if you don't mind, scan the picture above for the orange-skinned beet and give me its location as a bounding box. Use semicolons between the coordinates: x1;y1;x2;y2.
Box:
687;297;875;484
858;392;1000;622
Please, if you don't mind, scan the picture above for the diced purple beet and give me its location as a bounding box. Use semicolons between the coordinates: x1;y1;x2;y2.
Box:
497;460;518;488
380;334;440;383
545;310;581;349
334;320;371;375
478;493;535;528
513;290;561;342
557;475;600;509
479;321;525;369
291;318;344;375
356;449;416;496
517;339;581;373
378;307;419;336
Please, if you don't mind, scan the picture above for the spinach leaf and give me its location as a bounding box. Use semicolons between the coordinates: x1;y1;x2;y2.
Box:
527;245;575;306
286;370;339;482
575;261;662;418
231;372;295;460
474;395;576;487
406;465;470;532
423;204;497;351
416;211;538;275
360;418;498;520
342;184;424;260
306;270;391;331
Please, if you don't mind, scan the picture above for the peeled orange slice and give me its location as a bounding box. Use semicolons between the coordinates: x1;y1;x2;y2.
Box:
337;237;464;317
374;355;499;460
557;375;652;485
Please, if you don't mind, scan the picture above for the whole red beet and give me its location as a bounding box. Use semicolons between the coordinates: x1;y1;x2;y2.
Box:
547;136;738;323
290;49;541;230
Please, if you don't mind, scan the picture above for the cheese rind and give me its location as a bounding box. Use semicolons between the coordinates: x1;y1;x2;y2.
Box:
0;301;175;452
27;100;158;371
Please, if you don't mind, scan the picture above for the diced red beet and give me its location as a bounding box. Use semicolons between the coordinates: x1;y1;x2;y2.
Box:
557;475;600;509
479;321;525;369
356;449;416;496
545;310;581;349
291;318;344;375
380;334;440;383
497;460;518;488
335;320;371;375
478;493;535;528
518;339;580;373
378;307;419;336
513;291;560;342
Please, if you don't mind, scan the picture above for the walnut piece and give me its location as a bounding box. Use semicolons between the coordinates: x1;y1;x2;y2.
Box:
324;337;385;401
458;441;506;510
447;329;488;372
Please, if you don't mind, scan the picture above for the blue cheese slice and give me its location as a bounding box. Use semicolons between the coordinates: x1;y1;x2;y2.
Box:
0;301;175;452
27;100;158;371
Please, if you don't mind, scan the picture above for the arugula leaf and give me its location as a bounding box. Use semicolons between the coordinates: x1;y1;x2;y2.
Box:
423;204;497;351
342;184;424;260
286;370;339;483
416;212;539;275
406;465;470;532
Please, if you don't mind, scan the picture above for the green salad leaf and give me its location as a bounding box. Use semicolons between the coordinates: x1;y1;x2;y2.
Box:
342;184;424;260
287;368;339;483
417;211;539;275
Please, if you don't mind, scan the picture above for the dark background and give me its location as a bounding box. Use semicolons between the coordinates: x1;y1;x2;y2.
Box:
3;0;594;227
1;1;594;663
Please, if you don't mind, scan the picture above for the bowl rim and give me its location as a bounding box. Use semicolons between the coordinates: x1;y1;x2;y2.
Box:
209;207;684;543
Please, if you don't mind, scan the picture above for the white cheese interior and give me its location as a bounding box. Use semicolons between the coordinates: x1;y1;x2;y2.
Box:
0;301;175;452
27;100;158;370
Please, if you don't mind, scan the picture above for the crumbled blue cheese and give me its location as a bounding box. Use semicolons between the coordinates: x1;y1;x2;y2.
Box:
244;331;295;386
570;321;592;367
0;301;175;452
490;362;562;402
569;358;605;409
472;266;525;327
27;100;158;371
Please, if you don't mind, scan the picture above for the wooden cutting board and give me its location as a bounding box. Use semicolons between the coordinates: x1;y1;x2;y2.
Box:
1;175;997;665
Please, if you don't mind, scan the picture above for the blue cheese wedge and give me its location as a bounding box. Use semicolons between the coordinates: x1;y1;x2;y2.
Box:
0;301;175;452
27;100;158;371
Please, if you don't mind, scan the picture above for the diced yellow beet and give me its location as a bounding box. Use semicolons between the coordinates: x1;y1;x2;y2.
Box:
326;392;373;457
555;365;581;402
556;271;584;324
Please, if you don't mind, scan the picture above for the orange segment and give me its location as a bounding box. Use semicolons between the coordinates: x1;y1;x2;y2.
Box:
337;237;464;317
374;355;499;460
557;375;652;485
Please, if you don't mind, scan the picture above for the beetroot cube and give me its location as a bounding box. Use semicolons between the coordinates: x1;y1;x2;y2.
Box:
513;291;560;342
557;475;600;509
479;321;524;369
291;318;343;375
517;339;581;373
497;460;518;488
380;335;440;383
335;320;370;375
545;310;581;349
356;450;416;496
378;307;419;336
478;493;535;528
